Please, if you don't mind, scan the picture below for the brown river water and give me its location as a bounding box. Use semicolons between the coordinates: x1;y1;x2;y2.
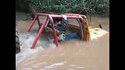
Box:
16;12;109;70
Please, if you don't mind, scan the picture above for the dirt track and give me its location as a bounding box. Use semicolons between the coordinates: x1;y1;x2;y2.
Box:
16;12;109;70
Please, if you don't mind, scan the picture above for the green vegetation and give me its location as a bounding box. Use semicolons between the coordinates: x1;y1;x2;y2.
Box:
16;0;109;15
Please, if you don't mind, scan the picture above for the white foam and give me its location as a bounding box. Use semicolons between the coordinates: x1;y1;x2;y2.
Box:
16;32;56;66
75;66;85;69
16;33;44;65
50;62;65;66
43;61;66;69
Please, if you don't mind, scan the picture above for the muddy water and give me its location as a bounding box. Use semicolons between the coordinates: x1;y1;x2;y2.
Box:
16;12;109;32
16;33;109;70
16;12;109;70
88;16;109;31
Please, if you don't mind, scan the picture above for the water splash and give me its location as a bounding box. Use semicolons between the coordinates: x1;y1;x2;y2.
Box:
16;32;56;65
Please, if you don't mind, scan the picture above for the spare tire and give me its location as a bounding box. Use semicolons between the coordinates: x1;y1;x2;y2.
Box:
16;31;20;54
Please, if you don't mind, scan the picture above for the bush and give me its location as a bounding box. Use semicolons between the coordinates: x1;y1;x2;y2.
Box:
23;0;109;15
16;0;30;13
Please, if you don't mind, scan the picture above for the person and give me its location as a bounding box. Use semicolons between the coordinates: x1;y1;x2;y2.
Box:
56;15;68;32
